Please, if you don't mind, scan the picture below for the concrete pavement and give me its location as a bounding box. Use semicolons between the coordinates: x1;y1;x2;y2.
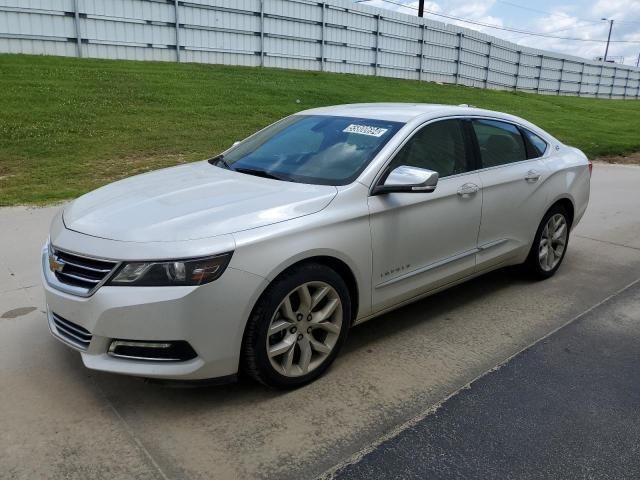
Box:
1;162;639;480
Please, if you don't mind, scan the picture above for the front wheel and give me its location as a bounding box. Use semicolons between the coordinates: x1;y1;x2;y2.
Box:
524;205;570;279
241;263;351;389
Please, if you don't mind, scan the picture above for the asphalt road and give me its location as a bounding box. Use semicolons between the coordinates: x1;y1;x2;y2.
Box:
330;280;640;480
1;162;639;480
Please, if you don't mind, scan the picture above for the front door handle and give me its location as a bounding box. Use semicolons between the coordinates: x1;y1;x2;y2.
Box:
525;169;541;182
457;183;480;196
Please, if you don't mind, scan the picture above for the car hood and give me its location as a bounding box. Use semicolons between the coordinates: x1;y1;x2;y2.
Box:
63;161;337;242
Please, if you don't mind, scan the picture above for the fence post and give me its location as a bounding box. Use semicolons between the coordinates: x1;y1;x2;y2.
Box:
536;55;543;94
610;66;616;99
484;41;491;88
173;0;181;62
73;0;82;57
374;14;380;76
623;69;629;99
320;2;325;72
578;62;585;97
454;32;462;85
513;50;521;92
260;0;265;67
597;64;604;98
558;58;564;96
418;24;426;82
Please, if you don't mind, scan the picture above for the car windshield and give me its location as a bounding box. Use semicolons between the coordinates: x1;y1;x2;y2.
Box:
216;115;404;185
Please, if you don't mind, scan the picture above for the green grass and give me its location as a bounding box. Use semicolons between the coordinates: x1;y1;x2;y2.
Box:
1;54;639;206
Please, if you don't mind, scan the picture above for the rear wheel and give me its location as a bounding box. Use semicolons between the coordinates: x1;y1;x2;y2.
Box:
241;263;351;389
524;205;570;279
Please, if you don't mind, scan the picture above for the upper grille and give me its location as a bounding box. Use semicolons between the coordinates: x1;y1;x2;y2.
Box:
50;246;118;295
51;313;92;350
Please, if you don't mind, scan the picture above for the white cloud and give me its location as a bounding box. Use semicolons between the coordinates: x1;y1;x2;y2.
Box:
354;0;640;66
446;0;495;19
516;7;640;64
593;0;640;18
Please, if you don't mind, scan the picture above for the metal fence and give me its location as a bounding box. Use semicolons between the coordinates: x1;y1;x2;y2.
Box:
1;0;639;99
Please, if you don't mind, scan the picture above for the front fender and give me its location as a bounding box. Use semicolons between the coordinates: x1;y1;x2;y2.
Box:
229;186;373;319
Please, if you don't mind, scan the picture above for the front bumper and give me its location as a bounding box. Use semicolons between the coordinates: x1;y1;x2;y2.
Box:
42;245;267;380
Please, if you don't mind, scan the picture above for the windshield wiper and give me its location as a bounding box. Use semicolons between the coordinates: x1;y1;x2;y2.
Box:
234;167;289;182
208;154;233;170
209;156;290;182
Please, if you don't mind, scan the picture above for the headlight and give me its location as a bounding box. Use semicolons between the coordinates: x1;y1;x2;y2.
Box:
108;253;233;286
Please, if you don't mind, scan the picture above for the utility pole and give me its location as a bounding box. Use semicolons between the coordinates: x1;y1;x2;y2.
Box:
602;18;614;62
636;52;640;68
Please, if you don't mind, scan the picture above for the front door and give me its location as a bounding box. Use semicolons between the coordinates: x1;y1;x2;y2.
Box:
368;118;483;311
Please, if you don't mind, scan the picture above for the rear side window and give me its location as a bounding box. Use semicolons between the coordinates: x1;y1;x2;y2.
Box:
388;119;470;178
472;119;527;168
522;129;548;158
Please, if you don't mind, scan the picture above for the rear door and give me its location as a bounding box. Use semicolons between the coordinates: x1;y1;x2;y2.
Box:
471;118;550;268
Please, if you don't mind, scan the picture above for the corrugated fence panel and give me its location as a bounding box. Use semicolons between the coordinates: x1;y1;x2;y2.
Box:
84;0;175;22
490;57;517;75
333;7;375;32
424;57;456;76
181;5;258;32
0;9;74;38
0;0;638;98
268;0;320;23
325;24;371;49
191;0;260;13
1;0;73;9
541;68;561;81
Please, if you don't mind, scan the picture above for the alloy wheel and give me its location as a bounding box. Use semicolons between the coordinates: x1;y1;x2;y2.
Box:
538;213;568;271
266;281;343;377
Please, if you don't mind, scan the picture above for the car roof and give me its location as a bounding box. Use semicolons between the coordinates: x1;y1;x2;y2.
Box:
298;103;519;124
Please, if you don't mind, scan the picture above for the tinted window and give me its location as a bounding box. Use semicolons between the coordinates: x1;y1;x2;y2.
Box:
472;119;527;168
221;115;403;186
522;129;548;158
388;119;470;177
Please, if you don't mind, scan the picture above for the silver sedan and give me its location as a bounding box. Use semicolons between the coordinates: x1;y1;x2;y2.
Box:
42;103;591;388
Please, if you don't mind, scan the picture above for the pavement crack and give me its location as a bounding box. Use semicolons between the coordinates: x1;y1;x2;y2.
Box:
90;380;176;480
575;234;640;251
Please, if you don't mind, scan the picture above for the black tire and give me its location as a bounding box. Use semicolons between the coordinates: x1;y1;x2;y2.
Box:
241;263;351;389
524;204;571;280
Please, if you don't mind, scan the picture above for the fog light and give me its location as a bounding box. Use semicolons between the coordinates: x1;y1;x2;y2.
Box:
108;340;197;362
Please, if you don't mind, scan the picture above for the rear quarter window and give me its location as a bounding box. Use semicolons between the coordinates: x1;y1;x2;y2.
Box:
522;129;548;158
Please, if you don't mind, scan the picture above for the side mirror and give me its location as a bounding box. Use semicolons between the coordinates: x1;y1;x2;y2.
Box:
372;165;439;195
232;141;241;147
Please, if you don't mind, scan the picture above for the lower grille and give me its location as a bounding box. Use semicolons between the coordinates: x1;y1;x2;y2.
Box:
51;313;92;350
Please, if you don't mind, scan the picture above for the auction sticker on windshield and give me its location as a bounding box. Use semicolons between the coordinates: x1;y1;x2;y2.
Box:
343;124;389;137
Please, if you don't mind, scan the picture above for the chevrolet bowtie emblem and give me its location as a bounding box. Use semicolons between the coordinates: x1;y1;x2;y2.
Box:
48;255;65;273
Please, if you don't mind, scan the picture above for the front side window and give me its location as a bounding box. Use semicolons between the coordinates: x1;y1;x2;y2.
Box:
472;119;527;168
218;115;403;185
387;119;470;178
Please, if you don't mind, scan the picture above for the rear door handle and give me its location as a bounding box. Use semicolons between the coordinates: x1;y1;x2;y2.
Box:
525;169;541;182
457;183;480;196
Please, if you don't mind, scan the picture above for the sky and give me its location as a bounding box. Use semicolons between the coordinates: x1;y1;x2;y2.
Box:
354;0;640;66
